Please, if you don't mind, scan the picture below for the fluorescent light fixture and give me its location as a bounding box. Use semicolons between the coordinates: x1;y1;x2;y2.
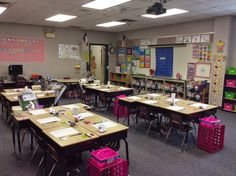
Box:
142;8;188;19
82;0;131;10
45;14;77;22
96;21;126;27
0;7;7;15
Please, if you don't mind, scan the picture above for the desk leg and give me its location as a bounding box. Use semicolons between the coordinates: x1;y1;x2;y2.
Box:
123;138;129;164
95;95;98;107
30;131;34;151
12;124;15;152
17;130;21;159
43;149;47;176
127;109;130;126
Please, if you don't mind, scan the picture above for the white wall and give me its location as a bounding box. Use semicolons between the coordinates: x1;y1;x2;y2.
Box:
229;17;236;67
0;23;116;80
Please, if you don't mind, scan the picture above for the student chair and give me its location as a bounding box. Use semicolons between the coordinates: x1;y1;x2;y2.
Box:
16;77;27;88
165;113;196;152
136;106;158;138
98;92;112;114
53;85;67;106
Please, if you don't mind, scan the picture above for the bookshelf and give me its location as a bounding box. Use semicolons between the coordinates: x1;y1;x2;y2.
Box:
110;72;130;87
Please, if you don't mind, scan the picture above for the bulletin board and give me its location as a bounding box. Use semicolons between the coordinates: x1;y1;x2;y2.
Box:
58;44;80;59
195;63;212;78
0;36;45;62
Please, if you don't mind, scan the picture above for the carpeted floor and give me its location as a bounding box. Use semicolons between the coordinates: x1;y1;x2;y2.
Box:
0;98;236;176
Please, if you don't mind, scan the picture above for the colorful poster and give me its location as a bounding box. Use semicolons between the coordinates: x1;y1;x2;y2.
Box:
187;63;195;80
69;45;80;59
0;36;45;62
127;55;132;63
192;43;212;62
132;46;140;59
145;49;151;55
126;48;132;55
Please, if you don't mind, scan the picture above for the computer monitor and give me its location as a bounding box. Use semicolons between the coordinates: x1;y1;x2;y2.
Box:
8;65;23;75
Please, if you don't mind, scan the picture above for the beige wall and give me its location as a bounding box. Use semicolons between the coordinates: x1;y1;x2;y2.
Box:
0;23;116;80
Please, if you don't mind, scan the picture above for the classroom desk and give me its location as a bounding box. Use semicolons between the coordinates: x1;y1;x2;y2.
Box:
3;80;34;89
84;84;133;107
12;103;129;172
1;90;56;123
52;79;81;84
11;103;91;159
118;94;218;130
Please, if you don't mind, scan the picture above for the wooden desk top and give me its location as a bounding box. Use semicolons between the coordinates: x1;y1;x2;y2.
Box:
1;90;56;103
119;94;218;116
85;84;133;93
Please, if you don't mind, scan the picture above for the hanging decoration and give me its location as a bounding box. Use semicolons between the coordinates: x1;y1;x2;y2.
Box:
121;35;127;48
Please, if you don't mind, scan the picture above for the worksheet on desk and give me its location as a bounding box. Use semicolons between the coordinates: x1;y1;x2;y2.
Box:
62;104;79;109
29;109;48;115
128;96;142;100
167;106;185;111
50;127;79;138
143;100;157;104
190;103;208;108
37;116;61;124
93;121;117;129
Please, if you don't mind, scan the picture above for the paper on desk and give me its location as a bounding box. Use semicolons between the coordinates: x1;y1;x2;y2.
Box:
147;93;161;97
62;104;78;109
166;98;181;102
12;106;22;111
143;100;157;104
37;116;60;124
191;103;208;109
75;112;94;120
50;127;79;138
29;109;48;115
93;121;117;129
14;88;23;92
128;96;142;100
167;106;185;111
100;89;110;91
37;94;45;97
13;96;18;100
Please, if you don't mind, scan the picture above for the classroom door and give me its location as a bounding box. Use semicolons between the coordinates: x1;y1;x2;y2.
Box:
155;47;173;77
90;44;109;83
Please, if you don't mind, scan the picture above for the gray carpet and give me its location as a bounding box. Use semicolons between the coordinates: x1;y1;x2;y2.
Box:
0;98;236;176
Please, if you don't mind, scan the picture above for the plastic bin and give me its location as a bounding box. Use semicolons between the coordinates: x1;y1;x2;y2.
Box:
88;158;128;176
225;92;235;99
226;80;236;87
227;67;236;75
91;148;119;167
197;119;225;153
224;103;233;111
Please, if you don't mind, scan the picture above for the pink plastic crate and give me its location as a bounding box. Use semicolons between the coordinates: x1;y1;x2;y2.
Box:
224;103;233;111
91;148;119;167
200;117;220;127
198;123;225;153
88;158;128;176
226;80;236;87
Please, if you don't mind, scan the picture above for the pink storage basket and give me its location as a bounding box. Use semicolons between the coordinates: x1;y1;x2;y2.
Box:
88;158;128;176
91;147;119;167
113;95;128;118
226;80;236;87
224;103;233;111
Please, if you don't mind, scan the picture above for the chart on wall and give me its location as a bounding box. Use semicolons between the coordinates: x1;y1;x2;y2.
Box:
0;36;45;62
58;44;80;59
192;43;212;62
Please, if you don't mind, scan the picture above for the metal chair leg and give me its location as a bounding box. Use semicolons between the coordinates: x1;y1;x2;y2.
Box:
165;127;173;144
35;156;44;176
145;121;154;138
190;132;196;146
48;163;56;176
180;133;187;152
29;144;39;164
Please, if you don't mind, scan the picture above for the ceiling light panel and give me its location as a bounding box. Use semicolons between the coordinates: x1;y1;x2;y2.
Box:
142;8;188;18
96;21;126;27
82;0;131;10
45;14;77;22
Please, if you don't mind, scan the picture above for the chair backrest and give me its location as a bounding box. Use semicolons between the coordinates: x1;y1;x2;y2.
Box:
170;114;185;131
16;78;27;88
99;92;108;104
0;80;4;92
137;106;151;121
53;85;67;106
113;95;128;117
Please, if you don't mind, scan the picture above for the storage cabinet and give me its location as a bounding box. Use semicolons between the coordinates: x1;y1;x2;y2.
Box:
110;72;129;87
131;75;186;99
222;72;236;113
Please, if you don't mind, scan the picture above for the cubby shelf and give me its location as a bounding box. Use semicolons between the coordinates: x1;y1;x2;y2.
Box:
110;72;130;87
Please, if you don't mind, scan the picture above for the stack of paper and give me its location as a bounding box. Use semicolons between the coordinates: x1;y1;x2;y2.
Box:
167;106;185;111
50;127;79;138
128;96;142;100
29;109;48;115
75;112;94;120
37;116;60;124
62;104;79;109
191;103;208;109
143;100;157;104
166;98;181;102
92;121;117;129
